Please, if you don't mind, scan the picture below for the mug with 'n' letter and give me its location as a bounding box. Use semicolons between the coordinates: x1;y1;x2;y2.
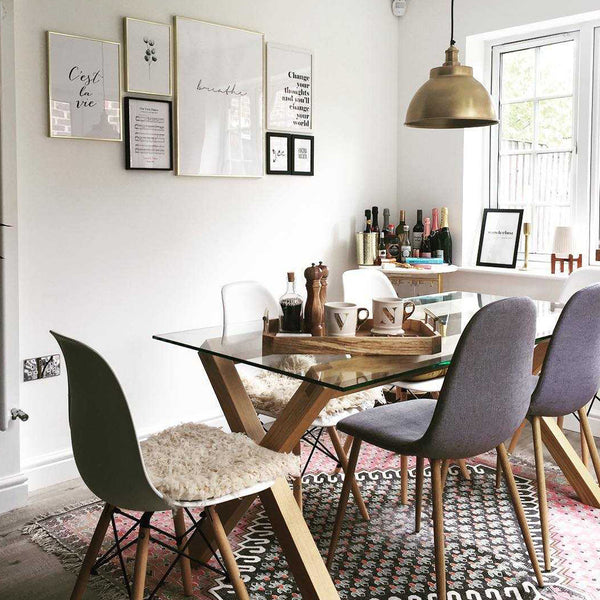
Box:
372;297;416;335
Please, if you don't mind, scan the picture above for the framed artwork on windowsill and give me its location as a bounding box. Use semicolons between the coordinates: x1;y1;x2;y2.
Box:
291;135;314;176
266;132;290;174
476;208;524;269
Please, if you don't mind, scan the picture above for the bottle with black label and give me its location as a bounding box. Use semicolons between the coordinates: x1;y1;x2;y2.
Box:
437;206;453;264
399;225;411;263
386;224;400;260
420;217;432;258
372;206;380;233
412;210;424;257
364;209;372;233
376;230;387;265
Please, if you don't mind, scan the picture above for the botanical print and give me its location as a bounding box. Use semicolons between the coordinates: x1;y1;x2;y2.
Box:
143;36;158;77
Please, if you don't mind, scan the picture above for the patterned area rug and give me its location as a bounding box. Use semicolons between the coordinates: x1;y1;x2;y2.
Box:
24;444;600;600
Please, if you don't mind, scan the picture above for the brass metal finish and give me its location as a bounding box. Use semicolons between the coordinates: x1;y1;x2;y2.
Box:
405;45;498;129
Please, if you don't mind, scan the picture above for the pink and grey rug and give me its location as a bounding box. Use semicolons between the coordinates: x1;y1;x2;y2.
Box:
24;442;600;600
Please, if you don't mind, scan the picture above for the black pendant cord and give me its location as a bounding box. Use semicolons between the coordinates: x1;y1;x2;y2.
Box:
450;0;456;46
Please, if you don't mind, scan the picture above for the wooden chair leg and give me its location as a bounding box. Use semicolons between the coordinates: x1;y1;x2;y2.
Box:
415;456;424;533
207;505;250;600
495;452;503;489
131;513;152;600
580;420;590;468
457;459;471;481
496;444;544;588
173;509;194;596
327;427;369;520
326;438;362;570
441;459;450;489
334;435;353;475
532;417;551;572
579;408;600;483
557;416;565;431
70;503;115;600
401;455;409;504
509;420;527;454
431;459;447;600
293;442;303;511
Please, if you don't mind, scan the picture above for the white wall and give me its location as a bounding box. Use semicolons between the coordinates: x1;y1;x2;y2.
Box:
12;0;399;489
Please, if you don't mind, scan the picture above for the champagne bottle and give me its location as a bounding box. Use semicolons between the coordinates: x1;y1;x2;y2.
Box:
429;208;440;255
383;208;390;238
437;206;453;264
364;209;372;233
372;206;380;233
412;210;424;257
399;225;411;263
395;210;406;237
420;217;432;258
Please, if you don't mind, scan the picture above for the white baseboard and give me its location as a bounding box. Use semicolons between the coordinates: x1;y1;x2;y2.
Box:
0;472;29;514
563;409;600;437
22;415;228;492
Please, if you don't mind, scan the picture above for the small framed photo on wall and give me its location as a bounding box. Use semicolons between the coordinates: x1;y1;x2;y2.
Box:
476;208;524;268
291;135;314;176
124;98;172;170
266;132;291;174
124;18;172;96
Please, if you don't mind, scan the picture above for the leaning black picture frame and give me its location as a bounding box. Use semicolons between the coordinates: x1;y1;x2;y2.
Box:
291;134;314;176
476;208;524;269
124;97;173;171
266;132;291;174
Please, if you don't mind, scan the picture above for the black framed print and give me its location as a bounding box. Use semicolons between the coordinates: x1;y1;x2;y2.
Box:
476;208;524;268
124;97;172;170
266;132;291;174
291;135;314;175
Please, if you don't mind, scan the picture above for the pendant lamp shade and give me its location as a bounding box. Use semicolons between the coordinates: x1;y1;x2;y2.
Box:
405;46;498;129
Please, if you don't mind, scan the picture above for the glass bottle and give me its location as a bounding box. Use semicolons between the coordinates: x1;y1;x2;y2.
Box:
364;209;372;233
412;210;424;257
386;224;400;260
399;225;411;263
420;217;432;258
383;208;390;239
395;209;406;237
437;206;453;264
372;206;380;233
279;272;304;333
429;208;440;255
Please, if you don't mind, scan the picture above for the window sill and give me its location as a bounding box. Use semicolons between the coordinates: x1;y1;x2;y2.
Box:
456;265;570;281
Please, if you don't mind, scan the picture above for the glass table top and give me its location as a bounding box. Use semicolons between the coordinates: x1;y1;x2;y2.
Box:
153;291;561;392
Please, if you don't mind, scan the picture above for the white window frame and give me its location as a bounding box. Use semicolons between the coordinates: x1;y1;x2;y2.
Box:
591;27;600;264
488;21;600;265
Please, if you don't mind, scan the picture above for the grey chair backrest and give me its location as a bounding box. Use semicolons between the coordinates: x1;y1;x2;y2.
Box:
417;297;537;459
530;283;600;417
51;332;168;512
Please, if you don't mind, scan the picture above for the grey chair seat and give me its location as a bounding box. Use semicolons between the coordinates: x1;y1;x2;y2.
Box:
338;399;437;454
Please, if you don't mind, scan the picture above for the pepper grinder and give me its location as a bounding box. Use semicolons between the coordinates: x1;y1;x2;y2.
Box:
318;261;329;328
304;263;324;336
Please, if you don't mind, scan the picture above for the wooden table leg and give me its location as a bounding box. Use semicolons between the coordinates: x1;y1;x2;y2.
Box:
540;416;600;508
191;353;340;599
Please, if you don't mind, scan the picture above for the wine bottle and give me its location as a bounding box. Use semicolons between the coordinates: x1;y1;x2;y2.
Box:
372;206;380;233
395;210;406;236
364;209;372;233
429;208;440;255
279;272;304;333
386;224;400;260
412;210;424;257
437;206;453;264
383;208;390;238
420;217;432;258
376;230;387;265
399;225;411;263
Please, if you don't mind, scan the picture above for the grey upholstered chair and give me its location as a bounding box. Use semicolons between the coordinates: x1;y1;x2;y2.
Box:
325;298;544;600
52;332;299;600
522;283;600;573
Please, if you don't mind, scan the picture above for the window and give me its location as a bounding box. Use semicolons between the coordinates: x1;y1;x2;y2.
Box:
491;34;578;258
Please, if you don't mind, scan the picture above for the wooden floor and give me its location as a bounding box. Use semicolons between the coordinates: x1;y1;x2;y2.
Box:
0;427;589;600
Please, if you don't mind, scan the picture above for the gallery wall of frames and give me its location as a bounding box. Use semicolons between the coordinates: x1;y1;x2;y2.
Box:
47;17;314;177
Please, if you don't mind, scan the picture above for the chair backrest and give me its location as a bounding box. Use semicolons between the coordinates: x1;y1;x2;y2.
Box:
221;280;280;335
416;297;537;459
530;283;600;417
51;332;167;512
558;267;600;304
342;269;397;308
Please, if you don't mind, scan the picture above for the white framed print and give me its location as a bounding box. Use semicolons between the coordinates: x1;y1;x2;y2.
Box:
291;135;314;176
175;17;264;177
124;18;172;96
476;209;524;268
266;132;290;174
47;32;121;141
267;43;312;132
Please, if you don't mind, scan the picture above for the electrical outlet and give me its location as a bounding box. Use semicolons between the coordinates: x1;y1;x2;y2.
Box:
23;354;60;382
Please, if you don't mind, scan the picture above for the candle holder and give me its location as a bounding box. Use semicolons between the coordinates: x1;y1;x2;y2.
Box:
520;222;531;271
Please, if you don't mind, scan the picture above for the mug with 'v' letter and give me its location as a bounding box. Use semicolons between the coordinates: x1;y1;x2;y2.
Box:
324;302;370;337
372;297;416;335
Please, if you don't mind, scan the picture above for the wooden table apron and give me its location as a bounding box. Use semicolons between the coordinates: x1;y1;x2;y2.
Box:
188;338;600;598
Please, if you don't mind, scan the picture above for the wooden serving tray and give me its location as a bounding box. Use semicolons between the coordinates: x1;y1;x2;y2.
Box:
262;318;442;356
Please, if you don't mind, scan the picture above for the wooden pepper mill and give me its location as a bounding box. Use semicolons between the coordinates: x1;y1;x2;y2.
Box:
318;261;328;328
304;263;324;336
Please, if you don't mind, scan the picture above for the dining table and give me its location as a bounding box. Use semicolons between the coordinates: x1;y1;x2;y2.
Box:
153;290;600;599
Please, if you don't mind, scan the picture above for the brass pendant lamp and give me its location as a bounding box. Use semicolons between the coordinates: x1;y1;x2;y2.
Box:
405;0;498;129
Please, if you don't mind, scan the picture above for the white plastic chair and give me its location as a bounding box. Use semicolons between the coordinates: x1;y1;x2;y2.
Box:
52;331;298;600
342;268;397;307
222;280;380;517
558;267;600;304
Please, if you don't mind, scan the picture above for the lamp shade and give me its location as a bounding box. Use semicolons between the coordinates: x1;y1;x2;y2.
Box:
552;226;575;257
405;46;498;129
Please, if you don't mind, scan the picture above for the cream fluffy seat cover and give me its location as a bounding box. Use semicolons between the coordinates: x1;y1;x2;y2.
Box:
141;423;301;504
240;355;383;422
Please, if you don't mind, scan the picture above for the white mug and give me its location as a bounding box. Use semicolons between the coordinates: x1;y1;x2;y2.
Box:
372;297;416;334
324;302;369;337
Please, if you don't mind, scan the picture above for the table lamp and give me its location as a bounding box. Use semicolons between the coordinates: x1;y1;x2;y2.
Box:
551;226;582;274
